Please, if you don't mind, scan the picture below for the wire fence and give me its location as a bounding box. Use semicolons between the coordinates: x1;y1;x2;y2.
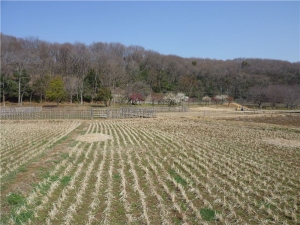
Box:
0;106;42;115
0;106;188;120
0;108;90;120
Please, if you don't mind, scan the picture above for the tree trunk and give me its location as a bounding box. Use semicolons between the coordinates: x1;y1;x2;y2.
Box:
30;92;33;105
20;92;24;106
80;91;83;105
18;77;21;106
2;91;5;107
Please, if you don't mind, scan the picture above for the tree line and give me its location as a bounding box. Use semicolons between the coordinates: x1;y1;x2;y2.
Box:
1;33;299;107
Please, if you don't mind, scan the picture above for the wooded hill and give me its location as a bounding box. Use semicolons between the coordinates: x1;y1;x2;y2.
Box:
1;33;299;107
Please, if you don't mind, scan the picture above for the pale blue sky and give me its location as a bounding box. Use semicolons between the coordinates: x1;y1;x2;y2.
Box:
1;1;299;62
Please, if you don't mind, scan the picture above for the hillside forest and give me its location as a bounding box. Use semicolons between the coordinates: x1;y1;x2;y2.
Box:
1;33;300;108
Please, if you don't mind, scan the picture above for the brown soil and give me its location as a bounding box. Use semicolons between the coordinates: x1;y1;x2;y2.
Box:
157;107;300;128
224;114;300;127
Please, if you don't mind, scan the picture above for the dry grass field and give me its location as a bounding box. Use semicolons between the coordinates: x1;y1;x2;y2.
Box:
1;107;299;225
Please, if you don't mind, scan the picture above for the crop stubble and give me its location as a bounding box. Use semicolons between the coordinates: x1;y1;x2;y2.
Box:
0;114;299;224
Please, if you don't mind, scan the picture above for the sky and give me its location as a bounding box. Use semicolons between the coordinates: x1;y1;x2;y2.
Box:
1;1;300;62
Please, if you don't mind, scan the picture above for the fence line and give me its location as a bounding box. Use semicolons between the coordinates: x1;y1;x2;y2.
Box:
0;110;91;120
243;109;300;114
91;108;157;119
0;107;42;116
0;106;190;120
153;106;188;112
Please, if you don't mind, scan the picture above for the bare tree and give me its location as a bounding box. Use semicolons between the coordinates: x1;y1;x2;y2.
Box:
265;85;284;109
71;43;90;104
248;86;268;108
125;81;151;102
282;85;300;109
227;96;234;106
10;40;29;106
58;43;73;77
151;92;165;105
178;74;200;97
1;33;299;106
64;76;78;103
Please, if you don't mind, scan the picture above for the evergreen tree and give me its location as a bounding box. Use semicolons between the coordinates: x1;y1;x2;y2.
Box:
95;87;112;107
46;77;65;106
83;69;101;102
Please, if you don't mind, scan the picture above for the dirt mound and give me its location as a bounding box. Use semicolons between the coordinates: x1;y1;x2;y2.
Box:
264;138;300;148
75;133;113;143
229;102;242;108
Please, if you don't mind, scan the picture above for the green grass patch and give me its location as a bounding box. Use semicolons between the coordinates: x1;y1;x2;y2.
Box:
131;202;138;209
169;169;187;186
18;165;28;173
61;176;72;186
2;193;34;225
13;210;33;224
113;173;121;179
181;203;187;211
39;183;51;194
200;208;218;221
50;175;59;182
0;163;31;186
60;153;69;159
6;193;26;205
